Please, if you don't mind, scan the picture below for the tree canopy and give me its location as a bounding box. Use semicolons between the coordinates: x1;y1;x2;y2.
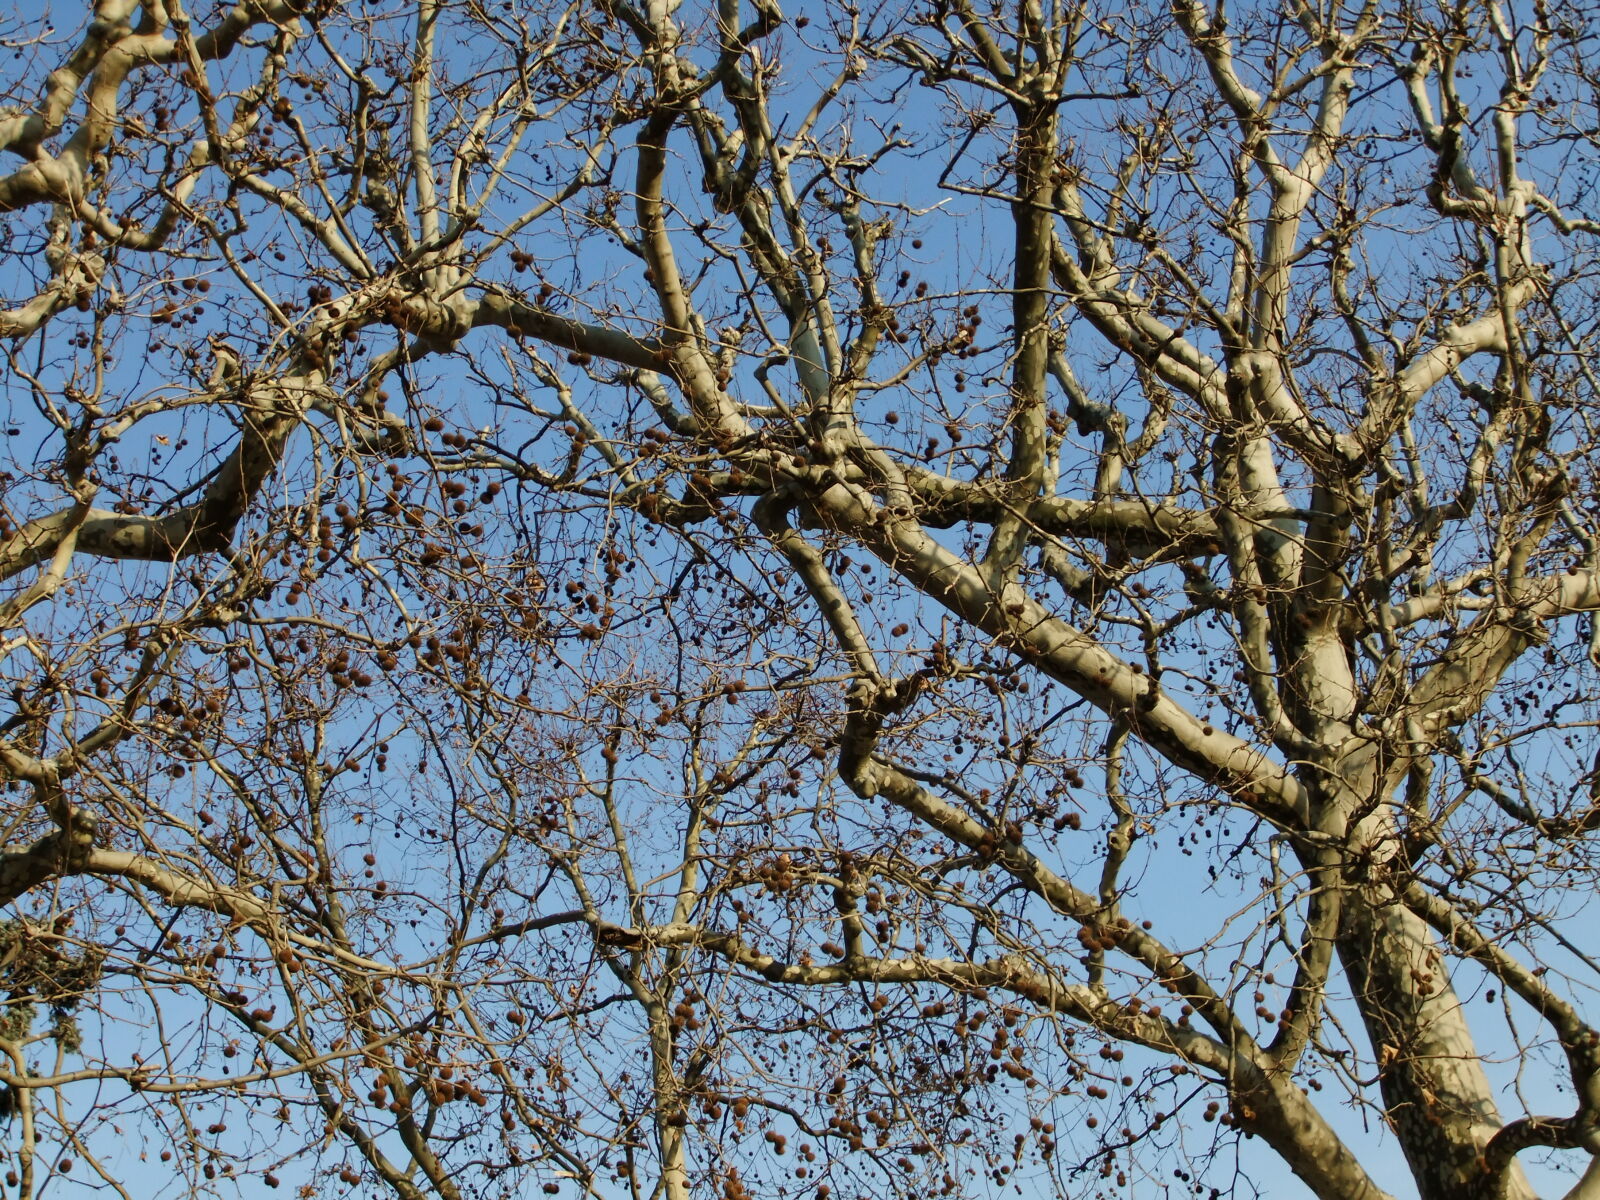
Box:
3;0;1600;1198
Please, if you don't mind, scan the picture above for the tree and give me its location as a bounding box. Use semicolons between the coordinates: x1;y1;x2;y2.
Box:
2;0;1600;1197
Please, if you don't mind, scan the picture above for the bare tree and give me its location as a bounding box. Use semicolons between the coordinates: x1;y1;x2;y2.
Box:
3;1;1600;1198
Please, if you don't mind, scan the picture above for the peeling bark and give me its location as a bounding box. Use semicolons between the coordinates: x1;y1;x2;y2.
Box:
1338;895;1534;1200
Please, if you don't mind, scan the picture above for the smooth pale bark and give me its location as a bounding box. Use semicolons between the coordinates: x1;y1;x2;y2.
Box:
1562;1133;1600;1200
1337;895;1533;1200
648;1012;691;1200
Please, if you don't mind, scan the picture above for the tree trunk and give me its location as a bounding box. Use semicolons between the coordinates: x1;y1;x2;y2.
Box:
649;1012;691;1200
1338;891;1533;1200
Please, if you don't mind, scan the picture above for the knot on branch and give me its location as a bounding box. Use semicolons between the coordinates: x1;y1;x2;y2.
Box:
62;805;97;867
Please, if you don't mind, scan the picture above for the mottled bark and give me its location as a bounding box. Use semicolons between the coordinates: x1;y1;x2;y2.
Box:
1338;895;1533;1200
